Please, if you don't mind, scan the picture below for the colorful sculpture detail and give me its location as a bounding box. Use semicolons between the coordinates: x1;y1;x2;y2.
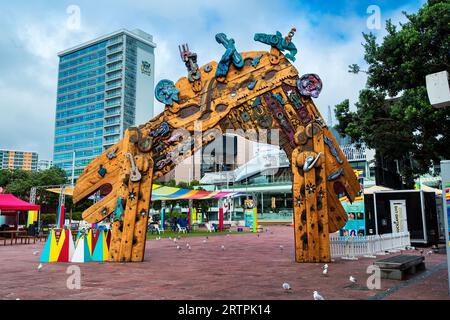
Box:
254;28;298;61
155;79;179;106
73;31;360;264
215;33;244;78
179;43;201;83
297;73;323;98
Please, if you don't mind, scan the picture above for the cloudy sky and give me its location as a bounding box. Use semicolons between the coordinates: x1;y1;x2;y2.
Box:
0;0;425;160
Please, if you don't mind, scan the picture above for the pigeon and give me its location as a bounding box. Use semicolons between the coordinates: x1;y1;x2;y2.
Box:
257;234;260;238
186;243;190;247
176;245;181;250
226;234;230;237
322;268;328;276
33;250;40;256
419;249;424;255
187;245;191;250
279;245;284;250
173;238;177;243
282;282;292;291
313;291;324;300
349;276;357;283
221;245;225;251
323;264;328;270
37;263;43;271
177;236;181;240
427;250;433;255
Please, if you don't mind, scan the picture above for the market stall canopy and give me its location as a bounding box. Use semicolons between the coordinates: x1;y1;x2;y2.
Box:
0;194;40;213
46;185;239;201
151;185;239;201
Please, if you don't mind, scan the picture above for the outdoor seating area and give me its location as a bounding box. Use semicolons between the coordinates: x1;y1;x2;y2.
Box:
0;194;43;246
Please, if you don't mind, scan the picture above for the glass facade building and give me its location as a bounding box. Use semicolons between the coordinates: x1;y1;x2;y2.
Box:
53;29;156;180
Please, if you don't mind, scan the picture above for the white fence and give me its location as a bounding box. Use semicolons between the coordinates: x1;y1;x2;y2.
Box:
330;232;411;260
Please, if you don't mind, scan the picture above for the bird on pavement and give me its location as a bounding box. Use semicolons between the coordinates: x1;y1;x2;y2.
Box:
37;263;43;271
282;283;292;291
349;276;357;283
33;250;40;256
313;291;324;300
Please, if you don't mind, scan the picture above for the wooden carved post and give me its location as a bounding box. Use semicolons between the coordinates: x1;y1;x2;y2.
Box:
108;129;154;262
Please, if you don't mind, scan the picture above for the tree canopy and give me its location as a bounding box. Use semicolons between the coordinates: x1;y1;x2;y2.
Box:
336;0;450;186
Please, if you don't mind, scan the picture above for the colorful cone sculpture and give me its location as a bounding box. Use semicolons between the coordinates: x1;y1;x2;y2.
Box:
39;229;69;263
71;234;92;263
57;229;75;262
92;230;109;261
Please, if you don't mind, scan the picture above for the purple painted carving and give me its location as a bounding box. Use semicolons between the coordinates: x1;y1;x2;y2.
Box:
297;74;323;98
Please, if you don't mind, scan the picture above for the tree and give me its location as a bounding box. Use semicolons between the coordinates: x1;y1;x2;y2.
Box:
335;0;450;187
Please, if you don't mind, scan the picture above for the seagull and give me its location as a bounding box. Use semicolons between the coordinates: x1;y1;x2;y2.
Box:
33;250;40;256
37;263;43;271
203;239;207;243
221;245;225;251
206;236;209;240
313;291;324;300
349;276;357;283
282;282;292;291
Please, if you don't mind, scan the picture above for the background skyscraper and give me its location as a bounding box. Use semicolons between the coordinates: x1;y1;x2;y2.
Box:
53;29;156;181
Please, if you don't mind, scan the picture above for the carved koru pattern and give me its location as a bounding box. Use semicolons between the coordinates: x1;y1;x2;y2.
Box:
73;31;360;263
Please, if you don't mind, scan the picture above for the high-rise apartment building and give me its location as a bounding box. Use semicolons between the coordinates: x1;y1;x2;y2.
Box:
53;29;156;179
0;149;38;171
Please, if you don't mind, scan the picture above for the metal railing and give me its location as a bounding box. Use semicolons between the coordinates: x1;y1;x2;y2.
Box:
330;232;411;260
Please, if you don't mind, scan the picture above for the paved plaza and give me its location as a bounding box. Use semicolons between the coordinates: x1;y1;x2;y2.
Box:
0;226;448;300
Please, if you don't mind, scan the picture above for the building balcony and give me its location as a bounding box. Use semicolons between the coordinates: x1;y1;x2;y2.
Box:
107;46;123;55
106;65;123;73
107;55;123;64
104;118;121;127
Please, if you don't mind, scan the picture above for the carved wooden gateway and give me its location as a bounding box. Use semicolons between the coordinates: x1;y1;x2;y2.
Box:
73;29;360;263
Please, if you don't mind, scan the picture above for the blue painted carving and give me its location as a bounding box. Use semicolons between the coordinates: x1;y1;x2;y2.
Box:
252;96;261;107
252;54;263;67
113;197;124;222
248;81;257;90
324;136;343;164
150;121;170;138
98;165;107;177
215;33;244;78
297;74;323;98
327;168;345;181
155;79;180;106
254;28;298;61
272;93;285;105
